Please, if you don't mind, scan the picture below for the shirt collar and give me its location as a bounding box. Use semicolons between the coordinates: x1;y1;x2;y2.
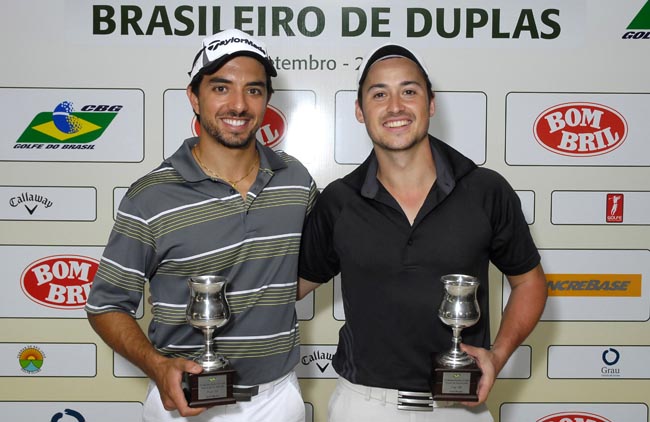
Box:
360;136;456;199
168;137;287;182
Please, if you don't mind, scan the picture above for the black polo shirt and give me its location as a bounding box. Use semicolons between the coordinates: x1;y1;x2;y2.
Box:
299;135;540;391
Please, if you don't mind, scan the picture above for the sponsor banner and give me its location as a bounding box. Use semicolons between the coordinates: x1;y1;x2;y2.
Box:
163;89;318;165
63;0;585;48
113;352;145;378
505;93;650;166
497;346;531;379
0;88;144;162
0;401;142;421
305;403;314;422
113;187;128;220
502;249;650;321
501;402;647;422
548;345;650;379
296;345;337;378
0;245;143;319
0;186;96;221
552;191;650;225
0;343;95;376
516;190;535;224
335;91;487;165
296;290;315;321
333;274;344;321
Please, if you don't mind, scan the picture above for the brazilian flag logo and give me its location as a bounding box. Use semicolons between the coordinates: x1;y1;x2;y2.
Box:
16;101;119;144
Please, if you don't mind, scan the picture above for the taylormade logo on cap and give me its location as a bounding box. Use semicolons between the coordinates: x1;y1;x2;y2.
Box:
206;36;266;56
189;28;277;81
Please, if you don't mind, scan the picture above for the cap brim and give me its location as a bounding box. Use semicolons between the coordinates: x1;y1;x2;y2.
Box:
358;45;428;86
190;51;277;84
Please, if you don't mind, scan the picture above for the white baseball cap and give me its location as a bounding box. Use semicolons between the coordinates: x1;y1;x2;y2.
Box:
189;28;277;82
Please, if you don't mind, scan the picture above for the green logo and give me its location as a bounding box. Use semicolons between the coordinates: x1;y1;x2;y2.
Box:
628;1;650;30
17;101;121;144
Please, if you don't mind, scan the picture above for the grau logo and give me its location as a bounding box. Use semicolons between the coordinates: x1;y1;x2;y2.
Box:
51;408;85;422
602;347;620;366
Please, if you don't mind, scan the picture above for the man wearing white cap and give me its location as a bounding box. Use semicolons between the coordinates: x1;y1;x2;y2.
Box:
298;44;547;421
86;29;316;422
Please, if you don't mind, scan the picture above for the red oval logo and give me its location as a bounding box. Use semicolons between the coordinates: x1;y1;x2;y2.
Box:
20;255;99;309
191;105;288;149
534;102;627;157
537;412;612;422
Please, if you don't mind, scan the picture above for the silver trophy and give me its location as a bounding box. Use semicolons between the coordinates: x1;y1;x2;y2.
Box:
432;274;482;401
183;275;236;407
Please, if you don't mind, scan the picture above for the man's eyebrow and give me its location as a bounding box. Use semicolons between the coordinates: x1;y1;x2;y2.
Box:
366;80;424;91
205;77;266;89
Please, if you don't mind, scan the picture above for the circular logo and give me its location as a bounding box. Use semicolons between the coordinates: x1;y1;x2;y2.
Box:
52;101;82;134
51;408;85;422
18;346;45;374
602;348;620;366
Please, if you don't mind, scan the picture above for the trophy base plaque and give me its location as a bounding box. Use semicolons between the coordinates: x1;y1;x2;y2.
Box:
431;359;481;402
184;366;236;408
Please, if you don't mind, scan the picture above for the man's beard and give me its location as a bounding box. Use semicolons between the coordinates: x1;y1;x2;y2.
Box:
201;117;257;150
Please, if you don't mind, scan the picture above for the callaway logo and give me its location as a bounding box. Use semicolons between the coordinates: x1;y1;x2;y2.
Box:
9;192;53;215
301;350;333;373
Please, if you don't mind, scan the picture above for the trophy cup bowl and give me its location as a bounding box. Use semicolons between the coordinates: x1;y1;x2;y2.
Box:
431;274;482;402
183;275;236;407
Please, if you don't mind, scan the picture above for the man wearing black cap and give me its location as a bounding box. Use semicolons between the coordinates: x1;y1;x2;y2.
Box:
298;44;547;421
86;29;316;422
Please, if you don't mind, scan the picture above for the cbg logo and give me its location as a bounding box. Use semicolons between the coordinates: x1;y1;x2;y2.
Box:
534;102;628;157
15;101;122;149
192;104;287;148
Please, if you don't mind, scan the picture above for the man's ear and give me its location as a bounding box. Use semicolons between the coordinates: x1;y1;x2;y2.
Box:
187;85;199;115
355;100;365;124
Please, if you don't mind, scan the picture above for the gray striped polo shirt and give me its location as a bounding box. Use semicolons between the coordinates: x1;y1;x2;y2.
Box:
86;137;318;386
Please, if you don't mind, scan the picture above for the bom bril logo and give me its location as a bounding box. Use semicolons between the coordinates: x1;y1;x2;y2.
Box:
534;102;627;157
537;411;612;422
20;254;99;309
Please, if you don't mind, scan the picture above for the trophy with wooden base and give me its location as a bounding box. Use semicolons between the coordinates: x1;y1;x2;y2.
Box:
431;274;482;402
183;275;236;407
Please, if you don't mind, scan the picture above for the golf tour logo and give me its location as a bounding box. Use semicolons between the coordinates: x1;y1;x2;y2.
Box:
533;102;627;157
20;254;99;309
606;193;624;223
15;101;122;149
192;104;287;148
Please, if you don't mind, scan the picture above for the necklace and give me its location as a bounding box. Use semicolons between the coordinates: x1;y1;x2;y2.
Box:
192;144;259;189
